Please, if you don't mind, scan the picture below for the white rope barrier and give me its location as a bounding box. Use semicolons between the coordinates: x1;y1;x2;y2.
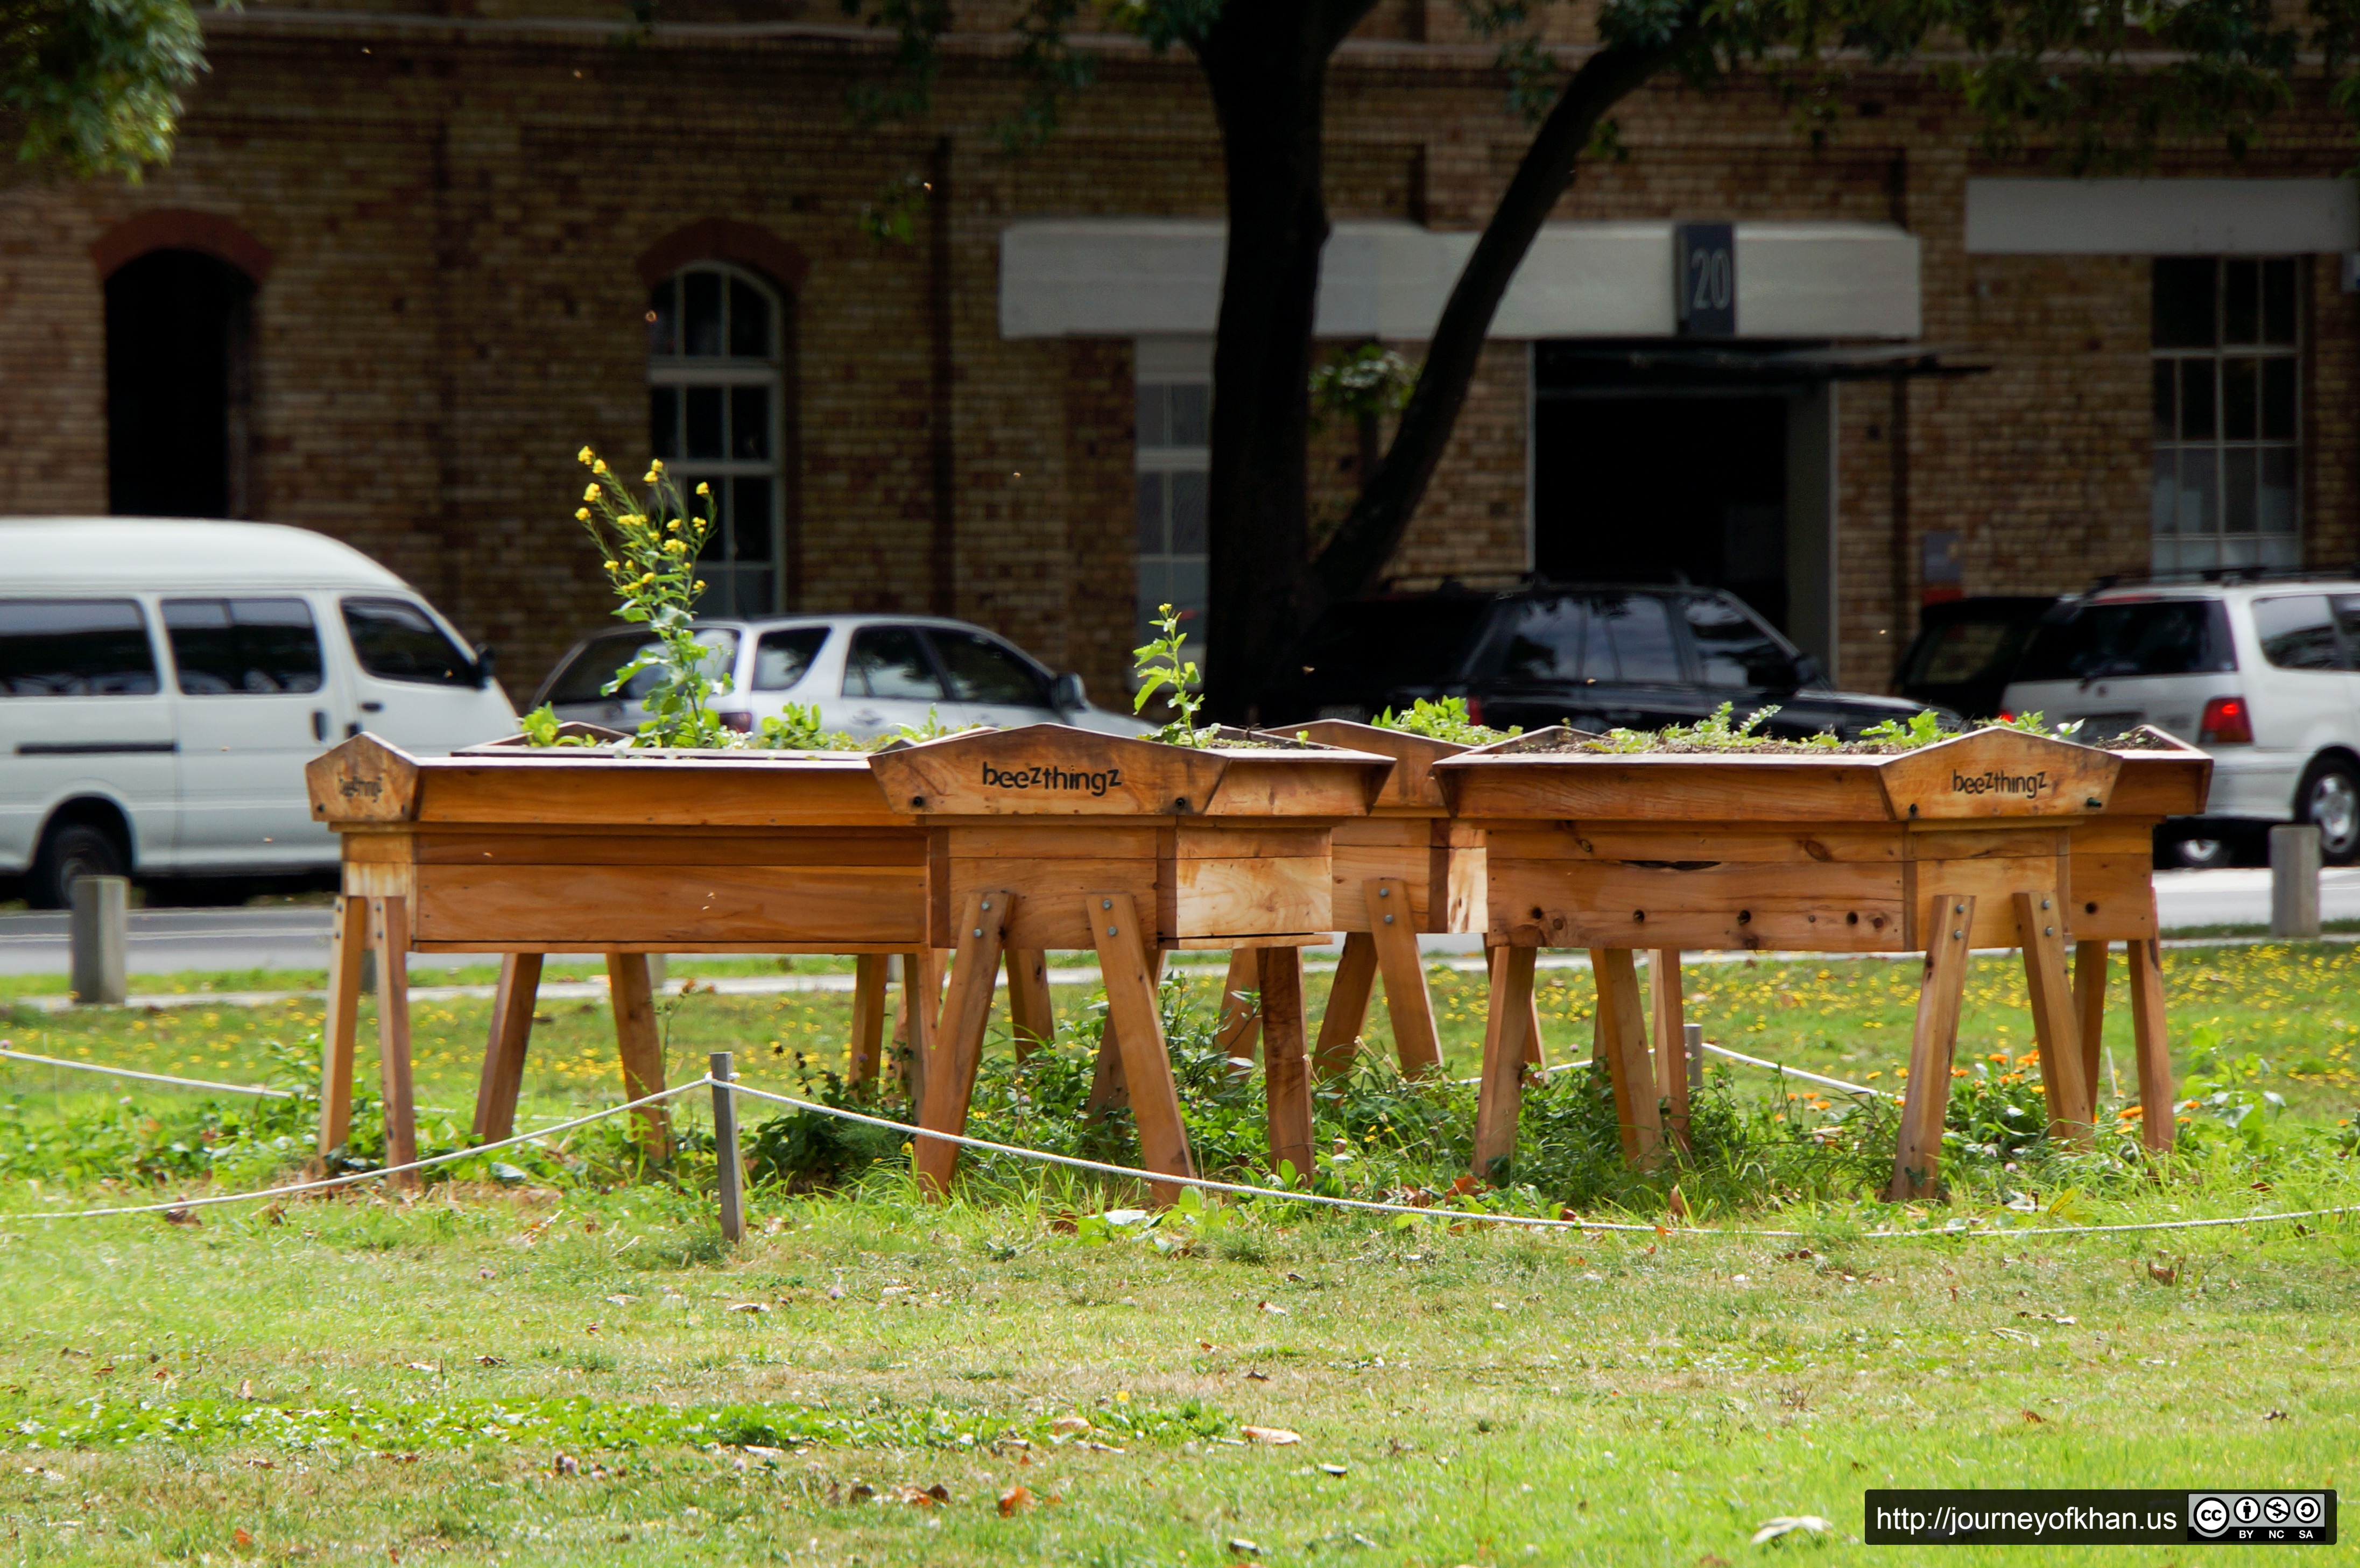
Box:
0;1044;293;1099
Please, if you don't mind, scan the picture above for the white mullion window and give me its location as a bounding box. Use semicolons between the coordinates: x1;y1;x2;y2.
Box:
648;262;784;616
2151;257;2301;573
1135;337;1211;675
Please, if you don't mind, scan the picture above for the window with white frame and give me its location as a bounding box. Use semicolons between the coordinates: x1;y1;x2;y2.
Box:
647;263;783;616
2152;257;2300;573
1135;338;1210;672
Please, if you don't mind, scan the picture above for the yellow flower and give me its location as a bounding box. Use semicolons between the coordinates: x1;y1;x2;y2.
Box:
695;482;711;497
593;459;610;475
577;446;595;464
602;560;618;572
693;580;706;592
575;507;590;521
666;519;681;533
583;483;601;503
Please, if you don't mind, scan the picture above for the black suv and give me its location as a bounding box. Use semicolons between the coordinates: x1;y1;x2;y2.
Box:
1270;585;1943;738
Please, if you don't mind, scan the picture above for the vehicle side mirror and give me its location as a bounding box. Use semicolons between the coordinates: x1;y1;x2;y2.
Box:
1049;672;1086;711
1791;653;1824;689
474;643;498;689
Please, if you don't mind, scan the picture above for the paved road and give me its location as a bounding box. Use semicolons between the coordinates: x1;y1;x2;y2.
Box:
4;866;2357;979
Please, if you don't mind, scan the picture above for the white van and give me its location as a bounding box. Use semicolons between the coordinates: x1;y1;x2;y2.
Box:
1;518;517;906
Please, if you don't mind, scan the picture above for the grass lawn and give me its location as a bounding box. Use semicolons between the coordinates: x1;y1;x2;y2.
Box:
1;941;2357;1563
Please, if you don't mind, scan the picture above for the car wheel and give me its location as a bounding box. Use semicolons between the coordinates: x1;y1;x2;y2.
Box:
2172;835;2232;871
2297;756;2360;866
28;821;130;910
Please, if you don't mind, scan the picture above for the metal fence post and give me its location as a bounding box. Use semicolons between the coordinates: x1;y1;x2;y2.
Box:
69;875;128;1006
2270;824;2322;940
709;1050;745;1244
1683;1022;1704;1095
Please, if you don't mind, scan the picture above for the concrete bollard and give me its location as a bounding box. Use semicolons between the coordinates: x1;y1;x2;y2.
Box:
2271;824;2322;939
647;953;668;990
69;875;129;1006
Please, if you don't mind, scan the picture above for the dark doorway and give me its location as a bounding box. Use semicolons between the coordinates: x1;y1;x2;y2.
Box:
106;249;255;518
1532;393;1789;630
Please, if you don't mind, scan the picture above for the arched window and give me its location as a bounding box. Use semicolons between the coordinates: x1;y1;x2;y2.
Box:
105;249;256;518
647;262;783;616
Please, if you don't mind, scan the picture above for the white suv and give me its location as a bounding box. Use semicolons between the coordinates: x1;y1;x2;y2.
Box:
2001;580;2360;866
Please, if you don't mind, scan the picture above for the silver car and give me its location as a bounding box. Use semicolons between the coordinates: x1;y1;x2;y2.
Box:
531;613;1143;741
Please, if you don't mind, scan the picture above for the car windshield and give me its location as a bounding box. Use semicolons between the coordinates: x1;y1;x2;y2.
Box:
1295;598;1492;690
547;627;738;703
2015;599;2236;682
1900;615;2041;688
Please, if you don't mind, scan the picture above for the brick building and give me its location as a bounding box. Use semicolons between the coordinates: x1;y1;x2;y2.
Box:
3;0;2355;707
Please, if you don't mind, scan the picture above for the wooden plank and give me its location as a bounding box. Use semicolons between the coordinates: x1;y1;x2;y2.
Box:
1174;823;1333;860
471;951;543;1143
1433;825;1485;935
414;757;909;829
1171;854;1334;941
2065;817;2162;855
848;953;888;1085
412;828;926;867
1090;892;1197;1204
871;726;1230;816
1199;753;1393;817
1487;857;1905;952
1259;947;1314;1182
893;949;946;1107
945;856;1156;949
1311;931;1377;1080
1330;815;1434;851
1086;945;1166;1119
1592;949;1661;1166
2073;940;2109;1107
932;822;1161;860
1290;719;1465;810
306;734;421;824
338;830;418;864
1650;950;1688;1150
1886;894;1976;1202
2127;931;2177;1154
1875;728;2118;821
1907;852;2068;948
913;891;1016;1197
1332;839;1431;930
2108;751;2213;816
2014;891;2093;1146
414;863;928;948
1365;878;1443;1077
342;861;416;900
2063;853;2159;940
1438;755;1895;823
371;896;419;1190
316;895;366;1157
1004;946;1055;1060
1489;822;2062;866
1214;947;1265;1063
1470;944;1537;1179
1525;987;1546;1068
607;950;671;1160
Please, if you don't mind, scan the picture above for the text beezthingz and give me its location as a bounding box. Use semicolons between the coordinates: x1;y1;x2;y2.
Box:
981;761;1123;797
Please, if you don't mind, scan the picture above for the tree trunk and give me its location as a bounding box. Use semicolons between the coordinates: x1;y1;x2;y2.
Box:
1192;0;1376;722
1310;26;1696;616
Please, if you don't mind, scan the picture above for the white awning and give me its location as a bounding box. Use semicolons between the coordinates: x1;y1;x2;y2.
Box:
999;218;1921;341
1965;179;2360;256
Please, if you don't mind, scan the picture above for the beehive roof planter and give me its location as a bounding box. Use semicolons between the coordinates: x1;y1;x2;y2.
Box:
868;724;1396;1203
1431;725;2147;1202
1286;720;1490;1079
302;733;953;1177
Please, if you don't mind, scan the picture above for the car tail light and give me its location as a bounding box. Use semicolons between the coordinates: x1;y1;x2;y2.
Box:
1465;695;1486;726
1996;710;2015;723
2198;695;2252;745
717;710;753;733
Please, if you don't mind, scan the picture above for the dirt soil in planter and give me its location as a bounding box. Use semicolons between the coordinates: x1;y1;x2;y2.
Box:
1487;724;2152;758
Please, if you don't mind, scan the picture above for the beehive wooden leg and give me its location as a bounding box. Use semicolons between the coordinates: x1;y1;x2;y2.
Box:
317;894;367;1158
893;949;946;1110
1216;947;1266;1064
848;954;888;1086
1649;949;1689;1151
1259;947;1315;1181
2015;892;2092;1146
2127;931;2176;1153
2073;940;2109;1107
1366;878;1443;1077
914;892;1015;1198
1004;947;1055;1061
1311;933;1376;1080
1593;949;1661;1167
1886;895;1976;1202
1090;893;1195;1205
371;896;418;1190
1088;945;1165;1118
473;952;543;1143
1470;943;1537;1180
606;951;670;1161
1524;986;1547;1069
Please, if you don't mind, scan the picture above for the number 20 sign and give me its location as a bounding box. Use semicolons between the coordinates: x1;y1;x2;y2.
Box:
1675;222;1736;337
